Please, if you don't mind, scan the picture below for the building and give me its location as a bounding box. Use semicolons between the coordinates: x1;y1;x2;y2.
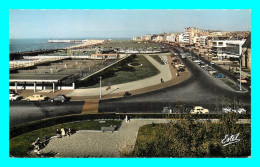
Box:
166;34;176;42
90;53;118;59
177;34;185;43
211;40;246;60
156;35;164;42
142;35;152;41
200;36;207;46
183;32;190;43
241;34;251;70
133;37;142;41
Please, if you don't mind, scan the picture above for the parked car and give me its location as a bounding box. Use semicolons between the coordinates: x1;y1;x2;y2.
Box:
236;108;247;114
190;106;209;114
237;78;248;84
215;73;225;78
210;62;215;65
222;107;233;113
222;107;246;114
124;91;131;97
50;95;70;102
162;106;173;113
9;94;22;101
24;94;48;101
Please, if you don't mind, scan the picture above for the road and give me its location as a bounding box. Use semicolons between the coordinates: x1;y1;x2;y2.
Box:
9;47;251;126
99;48;251;113
9;101;84;127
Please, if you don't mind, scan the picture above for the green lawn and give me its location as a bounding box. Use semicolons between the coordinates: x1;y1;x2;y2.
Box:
219;78;241;91
132;116;250;157
98;40;164;49
85;55;160;88
10;120;122;157
149;55;165;65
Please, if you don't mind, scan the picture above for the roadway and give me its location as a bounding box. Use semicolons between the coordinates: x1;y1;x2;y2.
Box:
98;48;251;113
9;101;84;127
9;47;251;127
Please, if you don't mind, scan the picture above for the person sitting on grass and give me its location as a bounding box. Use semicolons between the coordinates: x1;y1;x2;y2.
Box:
66;128;72;136
61;128;66;137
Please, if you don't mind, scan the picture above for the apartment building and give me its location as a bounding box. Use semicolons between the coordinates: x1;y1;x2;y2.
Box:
211;40;246;60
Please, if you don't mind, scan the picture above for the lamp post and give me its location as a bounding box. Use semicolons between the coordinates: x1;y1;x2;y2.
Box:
100;76;102;98
239;55;242;91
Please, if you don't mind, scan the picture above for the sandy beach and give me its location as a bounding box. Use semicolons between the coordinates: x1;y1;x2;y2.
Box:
66;40;105;49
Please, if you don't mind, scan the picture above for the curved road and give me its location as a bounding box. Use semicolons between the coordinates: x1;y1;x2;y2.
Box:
99;48;251;113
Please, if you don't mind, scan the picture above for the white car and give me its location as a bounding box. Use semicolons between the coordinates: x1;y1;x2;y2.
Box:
222;107;246;114
9;94;22;101
190;106;209;114
222;107;233;113
236;108;247;114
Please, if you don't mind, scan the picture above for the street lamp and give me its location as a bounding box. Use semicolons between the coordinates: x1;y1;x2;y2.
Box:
100;76;102;98
239;55;242;91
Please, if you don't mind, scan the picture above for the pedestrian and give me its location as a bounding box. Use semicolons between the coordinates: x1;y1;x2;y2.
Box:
67;128;72;136
56;129;61;138
61;128;65;137
126;115;128;122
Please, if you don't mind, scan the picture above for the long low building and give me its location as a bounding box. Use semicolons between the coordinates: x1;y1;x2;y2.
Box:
10;74;75;93
90;53;119;59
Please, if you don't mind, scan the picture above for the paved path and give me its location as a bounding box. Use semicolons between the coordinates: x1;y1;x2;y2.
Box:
67;53;172;97
39;119;169;157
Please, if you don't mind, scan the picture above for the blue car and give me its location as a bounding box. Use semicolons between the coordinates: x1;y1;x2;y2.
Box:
215;73;225;78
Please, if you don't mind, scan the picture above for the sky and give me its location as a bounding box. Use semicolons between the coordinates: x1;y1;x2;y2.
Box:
9;10;251;39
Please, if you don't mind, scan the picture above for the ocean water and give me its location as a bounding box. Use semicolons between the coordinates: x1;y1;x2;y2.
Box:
9;38;131;53
9;38;80;53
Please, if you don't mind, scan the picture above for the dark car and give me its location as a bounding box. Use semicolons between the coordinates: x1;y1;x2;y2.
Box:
50;95;70;102
124;91;131;97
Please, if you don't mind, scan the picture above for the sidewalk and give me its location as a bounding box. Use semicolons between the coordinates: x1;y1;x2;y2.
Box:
39;119;169;157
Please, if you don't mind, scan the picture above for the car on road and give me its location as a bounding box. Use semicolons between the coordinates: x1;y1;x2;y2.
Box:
190;106;209;114
24;94;48;101
210;62;215;65
222;107;233;113
161;106;173;113
9;94;22;101
222;107;247;114
215;73;225;78
50;95;70;102
193;60;201;63
236;108;247;114
124;91;131;97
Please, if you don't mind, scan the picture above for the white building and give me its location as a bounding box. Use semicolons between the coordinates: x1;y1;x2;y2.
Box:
200;36;207;46
166;35;175;42
211;40;246;60
156;35;164;42
183;32;190;43
177;34;185;43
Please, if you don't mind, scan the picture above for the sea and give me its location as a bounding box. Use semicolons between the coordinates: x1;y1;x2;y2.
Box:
9;38;80;53
9;38;131;53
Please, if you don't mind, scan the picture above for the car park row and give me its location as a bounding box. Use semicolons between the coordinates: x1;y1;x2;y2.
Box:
9;93;70;102
162;106;247;114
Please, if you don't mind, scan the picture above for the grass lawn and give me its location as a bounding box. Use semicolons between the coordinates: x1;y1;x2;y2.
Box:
219;78;241;91
10;120;122;157
86;55;160;88
132;120;250;157
149;55;165;65
98;40;164;49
